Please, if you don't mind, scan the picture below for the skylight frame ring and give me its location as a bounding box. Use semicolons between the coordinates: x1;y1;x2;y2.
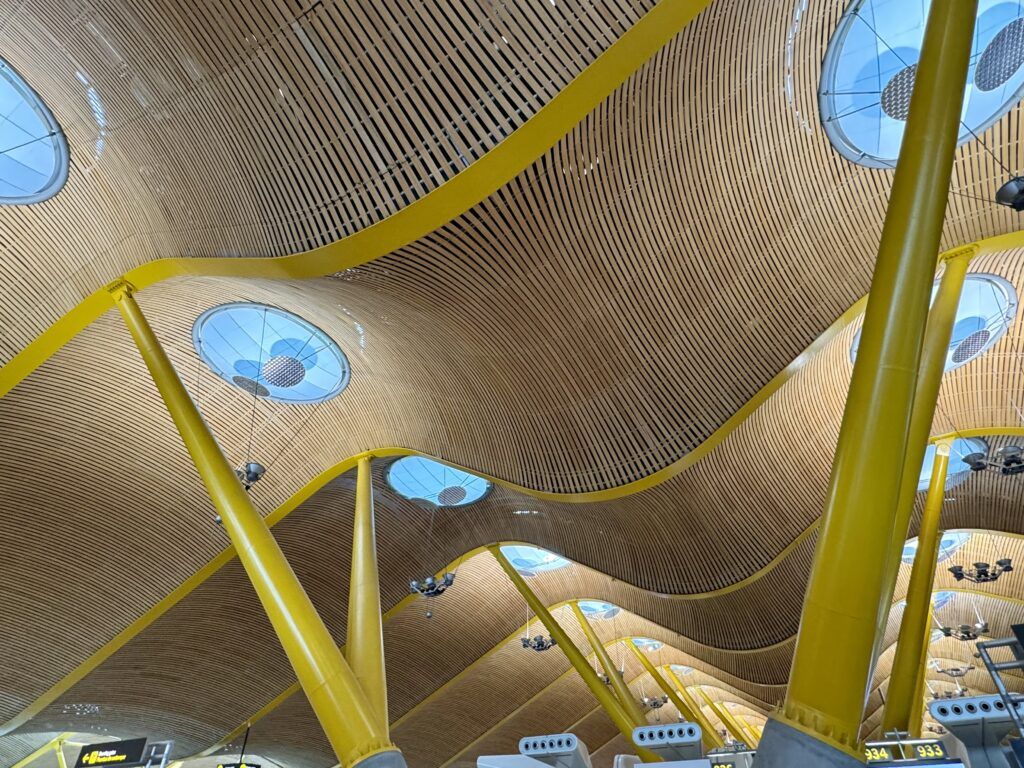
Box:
0;58;70;205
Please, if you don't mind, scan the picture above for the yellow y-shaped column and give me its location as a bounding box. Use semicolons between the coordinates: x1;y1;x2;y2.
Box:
699;688;748;747
765;0;978;762
626;641;719;751
571;603;647;724
907;607;934;739
488;546;659;762
883;443;950;733
663;667;725;749
348;456;389;731
111;284;402;768
873;252;972;658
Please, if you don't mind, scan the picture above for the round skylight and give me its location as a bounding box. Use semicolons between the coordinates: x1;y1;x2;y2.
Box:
670;664;694;675
631;637;664;652
193;303;350;404
850;275;1016;372
902;531;972;565
0;58;68;203
578;600;621;620
387;456;491;507
820;0;1024;167
916;437;988;492
500;545;570;577
932;590;954;611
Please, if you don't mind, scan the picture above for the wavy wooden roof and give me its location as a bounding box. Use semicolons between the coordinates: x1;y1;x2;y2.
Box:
5;0;1024;765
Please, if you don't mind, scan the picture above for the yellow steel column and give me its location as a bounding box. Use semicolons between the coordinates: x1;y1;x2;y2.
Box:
54;740;68;768
110;284;400;768
571;603;647;724
873;252;972;655
775;0;978;757
882;444;949;733
347;456;389;732
664;667;726;749
626;642;716;751
487;545;660;763
699;688;747;747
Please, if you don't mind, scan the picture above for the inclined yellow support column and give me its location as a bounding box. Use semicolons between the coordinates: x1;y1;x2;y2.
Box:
626;641;717;751
873;252;973;655
771;0;978;760
111;284;402;768
699;688;747;747
571;603;647;725
347;456;389;732
488;546;660;763
883;444;950;733
664;667;726;749
54;740;68;768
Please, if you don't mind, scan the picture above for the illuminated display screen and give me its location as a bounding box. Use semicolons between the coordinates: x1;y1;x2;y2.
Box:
864;740;954;765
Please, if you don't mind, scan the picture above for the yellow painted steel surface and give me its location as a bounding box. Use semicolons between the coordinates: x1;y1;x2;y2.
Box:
488;545;660;762
664;668;726;749
776;0;979;756
111;284;397;767
884;446;950;733
699;688;747;747
11;734;71;768
347;456;390;733
571;602;647;726
874;253;972;656
907;605;934;740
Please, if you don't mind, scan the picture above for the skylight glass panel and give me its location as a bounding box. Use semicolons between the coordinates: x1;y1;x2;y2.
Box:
578;600;621;619
820;0;1024;167
916;438;988;492
0;58;68;203
631;637;664;652
387;456;491;507
500;545;570;577
193;303;350;404
902;531;972;565
670;664;694;675
850;275;1017;372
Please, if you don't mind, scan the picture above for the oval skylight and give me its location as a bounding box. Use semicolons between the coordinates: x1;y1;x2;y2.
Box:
820;0;1024;167
0;58;68;203
631;637;664;652
387;456;491;507
578;600;621;620
193;303;350;404
902;531;972;565
670;664;694;676
850;275;1016;372
500;545;570;577
916;438;988;492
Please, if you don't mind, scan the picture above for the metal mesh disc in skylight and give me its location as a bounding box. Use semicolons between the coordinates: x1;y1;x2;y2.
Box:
193;303;350;404
820;0;1024;167
578;600;621;619
387;456;491;507
499;545;570;577
0;59;68;204
850;274;1017;372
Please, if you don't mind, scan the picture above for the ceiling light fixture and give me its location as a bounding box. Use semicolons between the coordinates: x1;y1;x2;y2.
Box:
996;177;1024;210
940;622;989;641
409;572;455;597
963;445;1024;475
948;560;1013;583
936;664;975;679
522;634;557;652
235;461;266;490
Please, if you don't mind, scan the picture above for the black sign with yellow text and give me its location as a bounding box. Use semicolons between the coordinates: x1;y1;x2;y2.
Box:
75;738;148;768
217;763;262;768
864;739;949;764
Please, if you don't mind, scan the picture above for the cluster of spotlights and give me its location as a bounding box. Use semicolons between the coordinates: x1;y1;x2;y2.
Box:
948;560;1013;583
932;687;969;700
940;622;989;642
642;694;669;711
409;572;455;597
964;446;1024;475
936;664;975;679
522;634;557;652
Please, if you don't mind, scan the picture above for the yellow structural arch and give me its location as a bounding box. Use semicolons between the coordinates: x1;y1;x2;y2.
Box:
0;0;714;401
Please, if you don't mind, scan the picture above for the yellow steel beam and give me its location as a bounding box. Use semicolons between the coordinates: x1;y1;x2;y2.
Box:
907;605;934;740
0;0;713;401
11;734;71;768
776;0;978;757
931;426;1024;443
874;252;971;656
347;456;389;732
883;444;950;733
664;667;725;749
571;603;647;725
111;283;397;768
697;688;747;747
488;546;659;762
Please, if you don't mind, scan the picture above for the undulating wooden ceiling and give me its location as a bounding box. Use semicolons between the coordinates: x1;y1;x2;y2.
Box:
4;0;1024;766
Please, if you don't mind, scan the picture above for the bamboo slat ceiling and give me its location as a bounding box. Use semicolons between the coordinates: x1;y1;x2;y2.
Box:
5;0;1024;766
